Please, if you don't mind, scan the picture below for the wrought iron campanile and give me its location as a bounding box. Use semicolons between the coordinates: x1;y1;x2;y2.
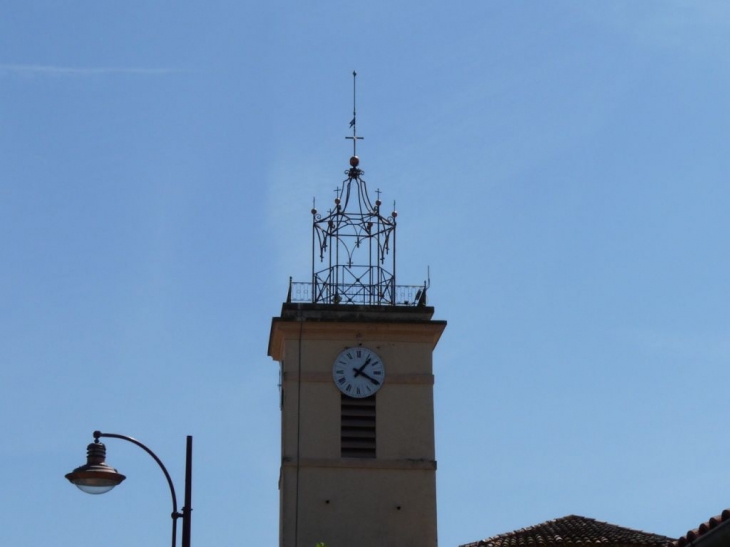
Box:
313;72;396;305
287;72;427;307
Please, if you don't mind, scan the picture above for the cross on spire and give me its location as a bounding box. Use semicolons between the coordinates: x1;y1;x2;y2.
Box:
346;70;363;156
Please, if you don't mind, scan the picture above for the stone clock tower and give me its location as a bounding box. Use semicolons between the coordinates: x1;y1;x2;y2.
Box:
268;75;446;547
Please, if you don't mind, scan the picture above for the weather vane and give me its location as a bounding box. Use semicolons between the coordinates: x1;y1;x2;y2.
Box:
346;70;363;156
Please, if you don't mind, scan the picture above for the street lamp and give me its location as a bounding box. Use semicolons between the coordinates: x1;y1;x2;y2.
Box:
66;430;192;547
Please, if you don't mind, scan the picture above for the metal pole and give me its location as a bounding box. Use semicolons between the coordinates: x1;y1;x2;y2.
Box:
93;431;191;547
181;436;193;547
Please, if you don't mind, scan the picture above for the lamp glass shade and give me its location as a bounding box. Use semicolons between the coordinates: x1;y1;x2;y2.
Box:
66;470;126;495
77;484;115;495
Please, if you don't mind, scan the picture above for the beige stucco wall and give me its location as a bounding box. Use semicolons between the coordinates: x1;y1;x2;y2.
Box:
280;465;437;547
269;304;446;547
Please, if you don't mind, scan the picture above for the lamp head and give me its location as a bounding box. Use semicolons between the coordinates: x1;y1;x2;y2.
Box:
65;439;126;495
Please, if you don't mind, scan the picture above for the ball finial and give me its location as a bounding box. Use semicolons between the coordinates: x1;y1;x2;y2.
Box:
350;156;360;167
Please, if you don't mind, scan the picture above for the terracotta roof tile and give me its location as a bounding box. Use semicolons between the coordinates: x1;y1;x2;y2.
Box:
460;515;674;547
673;509;730;547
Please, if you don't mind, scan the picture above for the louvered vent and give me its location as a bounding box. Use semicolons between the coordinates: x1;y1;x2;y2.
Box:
341;394;376;458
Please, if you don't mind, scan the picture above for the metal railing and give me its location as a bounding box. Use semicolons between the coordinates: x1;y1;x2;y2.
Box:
287;280;427;307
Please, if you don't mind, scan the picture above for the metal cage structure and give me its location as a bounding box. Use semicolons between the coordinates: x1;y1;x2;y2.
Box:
309;156;398;305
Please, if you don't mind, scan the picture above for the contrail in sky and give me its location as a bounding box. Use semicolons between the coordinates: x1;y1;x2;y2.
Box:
0;64;183;75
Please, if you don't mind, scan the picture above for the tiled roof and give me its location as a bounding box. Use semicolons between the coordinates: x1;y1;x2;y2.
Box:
673;509;730;547
460;515;674;547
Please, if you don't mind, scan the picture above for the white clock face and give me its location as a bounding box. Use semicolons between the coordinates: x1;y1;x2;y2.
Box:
332;347;385;398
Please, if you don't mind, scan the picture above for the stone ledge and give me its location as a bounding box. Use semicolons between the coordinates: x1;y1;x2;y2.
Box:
282;371;434;384
281;457;437;471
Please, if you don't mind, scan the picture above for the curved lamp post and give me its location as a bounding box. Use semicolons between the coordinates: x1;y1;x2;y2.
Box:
66;430;192;547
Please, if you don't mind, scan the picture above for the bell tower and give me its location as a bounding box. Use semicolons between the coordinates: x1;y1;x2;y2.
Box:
268;73;446;547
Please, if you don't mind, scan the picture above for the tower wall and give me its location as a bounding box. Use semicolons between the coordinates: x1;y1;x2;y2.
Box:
269;304;446;547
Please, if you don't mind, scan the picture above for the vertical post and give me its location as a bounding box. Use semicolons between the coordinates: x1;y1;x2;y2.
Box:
311;206;317;303
391;207;396;305
181;436;193;547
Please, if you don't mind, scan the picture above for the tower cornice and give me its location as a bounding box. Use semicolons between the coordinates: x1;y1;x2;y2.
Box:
268;304;446;361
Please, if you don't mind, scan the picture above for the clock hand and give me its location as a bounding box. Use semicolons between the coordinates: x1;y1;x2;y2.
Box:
353;357;372;377
357;370;381;386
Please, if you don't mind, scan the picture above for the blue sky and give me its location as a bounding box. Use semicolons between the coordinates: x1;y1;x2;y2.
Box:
2;2;729;546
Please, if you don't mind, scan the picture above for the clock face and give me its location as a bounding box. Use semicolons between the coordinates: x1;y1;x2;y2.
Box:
332;346;385;398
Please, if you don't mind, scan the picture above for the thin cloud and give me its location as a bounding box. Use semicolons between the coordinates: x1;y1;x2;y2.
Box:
0;64;184;76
